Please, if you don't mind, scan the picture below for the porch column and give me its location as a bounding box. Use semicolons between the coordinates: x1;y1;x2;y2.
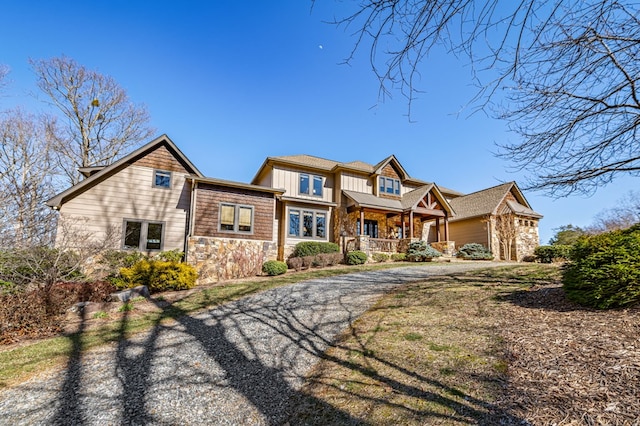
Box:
435;217;441;242
444;214;449;241
359;209;365;235
401;213;406;238
409;211;414;239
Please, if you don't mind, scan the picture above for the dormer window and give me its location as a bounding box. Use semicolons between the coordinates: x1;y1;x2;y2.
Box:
300;173;323;197
154;170;172;188
379;177;400;195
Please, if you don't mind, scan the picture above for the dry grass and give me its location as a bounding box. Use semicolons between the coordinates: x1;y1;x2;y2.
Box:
288;264;640;425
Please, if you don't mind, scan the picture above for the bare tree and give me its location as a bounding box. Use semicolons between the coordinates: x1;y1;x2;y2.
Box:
31;56;154;186
0;109;57;248
588;190;640;233
494;213;517;261
332;1;640;195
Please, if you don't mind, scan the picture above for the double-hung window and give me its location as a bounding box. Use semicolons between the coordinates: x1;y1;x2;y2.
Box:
288;208;326;239
379;177;400;195
123;220;164;251
299;173;323;197
220;203;254;233
153;170;172;188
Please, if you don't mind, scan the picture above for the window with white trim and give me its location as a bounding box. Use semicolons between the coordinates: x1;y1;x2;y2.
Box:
123;220;164;251
379;177;400;195
153;170;172;188
299;173;323;197
219;203;254;233
288;208;327;239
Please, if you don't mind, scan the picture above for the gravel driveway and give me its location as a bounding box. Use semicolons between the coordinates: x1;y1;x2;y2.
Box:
0;263;502;425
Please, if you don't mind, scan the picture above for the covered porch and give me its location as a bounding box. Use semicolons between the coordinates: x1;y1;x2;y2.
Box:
341;186;455;256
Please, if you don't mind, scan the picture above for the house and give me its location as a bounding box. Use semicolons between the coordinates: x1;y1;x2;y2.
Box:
47;135;542;282
251;154;457;258
434;182;543;261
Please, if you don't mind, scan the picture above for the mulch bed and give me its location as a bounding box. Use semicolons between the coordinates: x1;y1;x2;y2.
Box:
498;283;640;425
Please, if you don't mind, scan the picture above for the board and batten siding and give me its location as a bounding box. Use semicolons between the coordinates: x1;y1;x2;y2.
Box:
193;183;275;241
271;166;334;203
447;218;489;248
340;172;371;194
58;165;191;251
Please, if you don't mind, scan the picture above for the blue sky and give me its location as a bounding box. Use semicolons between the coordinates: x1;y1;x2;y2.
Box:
1;1;636;244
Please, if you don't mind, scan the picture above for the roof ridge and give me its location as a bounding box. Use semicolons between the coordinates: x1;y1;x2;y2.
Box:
457;181;513;198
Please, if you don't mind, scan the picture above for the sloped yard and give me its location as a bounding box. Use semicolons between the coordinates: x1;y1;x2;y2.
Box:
288;265;640;425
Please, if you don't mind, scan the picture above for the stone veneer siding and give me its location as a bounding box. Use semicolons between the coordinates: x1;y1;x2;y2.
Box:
193;183;275;241
187;236;278;283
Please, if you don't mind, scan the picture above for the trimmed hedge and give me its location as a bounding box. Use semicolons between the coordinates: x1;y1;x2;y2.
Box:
534;245;571;263
262;260;288;276
406;241;442;262
562;224;640;309
291;241;340;258
346;251;367;265
456;243;493;260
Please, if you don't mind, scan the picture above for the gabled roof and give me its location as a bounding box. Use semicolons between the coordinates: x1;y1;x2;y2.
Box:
400;184;456;216
372;155;410;180
46;134;203;208
448;182;542;221
251;153;417;184
343;185;455;216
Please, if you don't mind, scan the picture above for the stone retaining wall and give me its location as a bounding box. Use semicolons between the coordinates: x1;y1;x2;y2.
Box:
187;236;278;284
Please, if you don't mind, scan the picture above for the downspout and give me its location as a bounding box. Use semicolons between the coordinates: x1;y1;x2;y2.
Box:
184;177;197;263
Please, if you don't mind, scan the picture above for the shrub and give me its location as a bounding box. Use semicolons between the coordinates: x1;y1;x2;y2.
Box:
371;252;389;263
391;253;407;262
262;260;288;276
316;252;343;267
287;257;303;272
291;241;340;258
562;225;640;309
456;243;494;260
301;255;316;269
118;259;197;293
155;249;185;263
406;241;442;262
0;280;117;343
534;245;571;263
346;251;367;265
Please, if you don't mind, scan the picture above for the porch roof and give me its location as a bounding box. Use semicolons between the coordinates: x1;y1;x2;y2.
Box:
506;200;543;218
343;190;403;212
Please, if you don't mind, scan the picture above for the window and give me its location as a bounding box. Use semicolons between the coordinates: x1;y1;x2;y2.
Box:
123;220;164;251
154;170;172;188
379;177;400;195
299;173;323;197
219;203;253;233
288;208;327;239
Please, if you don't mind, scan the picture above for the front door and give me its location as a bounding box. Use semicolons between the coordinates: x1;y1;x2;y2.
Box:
357;219;379;238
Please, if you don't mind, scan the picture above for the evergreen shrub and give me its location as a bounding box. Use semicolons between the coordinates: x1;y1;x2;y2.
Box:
291;241;340;258
406;241;442;262
391;253;407;262
262;260;288;276
118;259;197;293
372;253;389;263
346;251;367;265
534;245;571;263
456;243;493;260
562;224;640;309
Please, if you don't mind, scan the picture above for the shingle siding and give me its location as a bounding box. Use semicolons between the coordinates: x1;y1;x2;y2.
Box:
194;183;274;241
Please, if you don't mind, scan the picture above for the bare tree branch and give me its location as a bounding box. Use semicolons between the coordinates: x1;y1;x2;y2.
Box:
30;56;155;186
332;1;640;195
0;108;57;248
